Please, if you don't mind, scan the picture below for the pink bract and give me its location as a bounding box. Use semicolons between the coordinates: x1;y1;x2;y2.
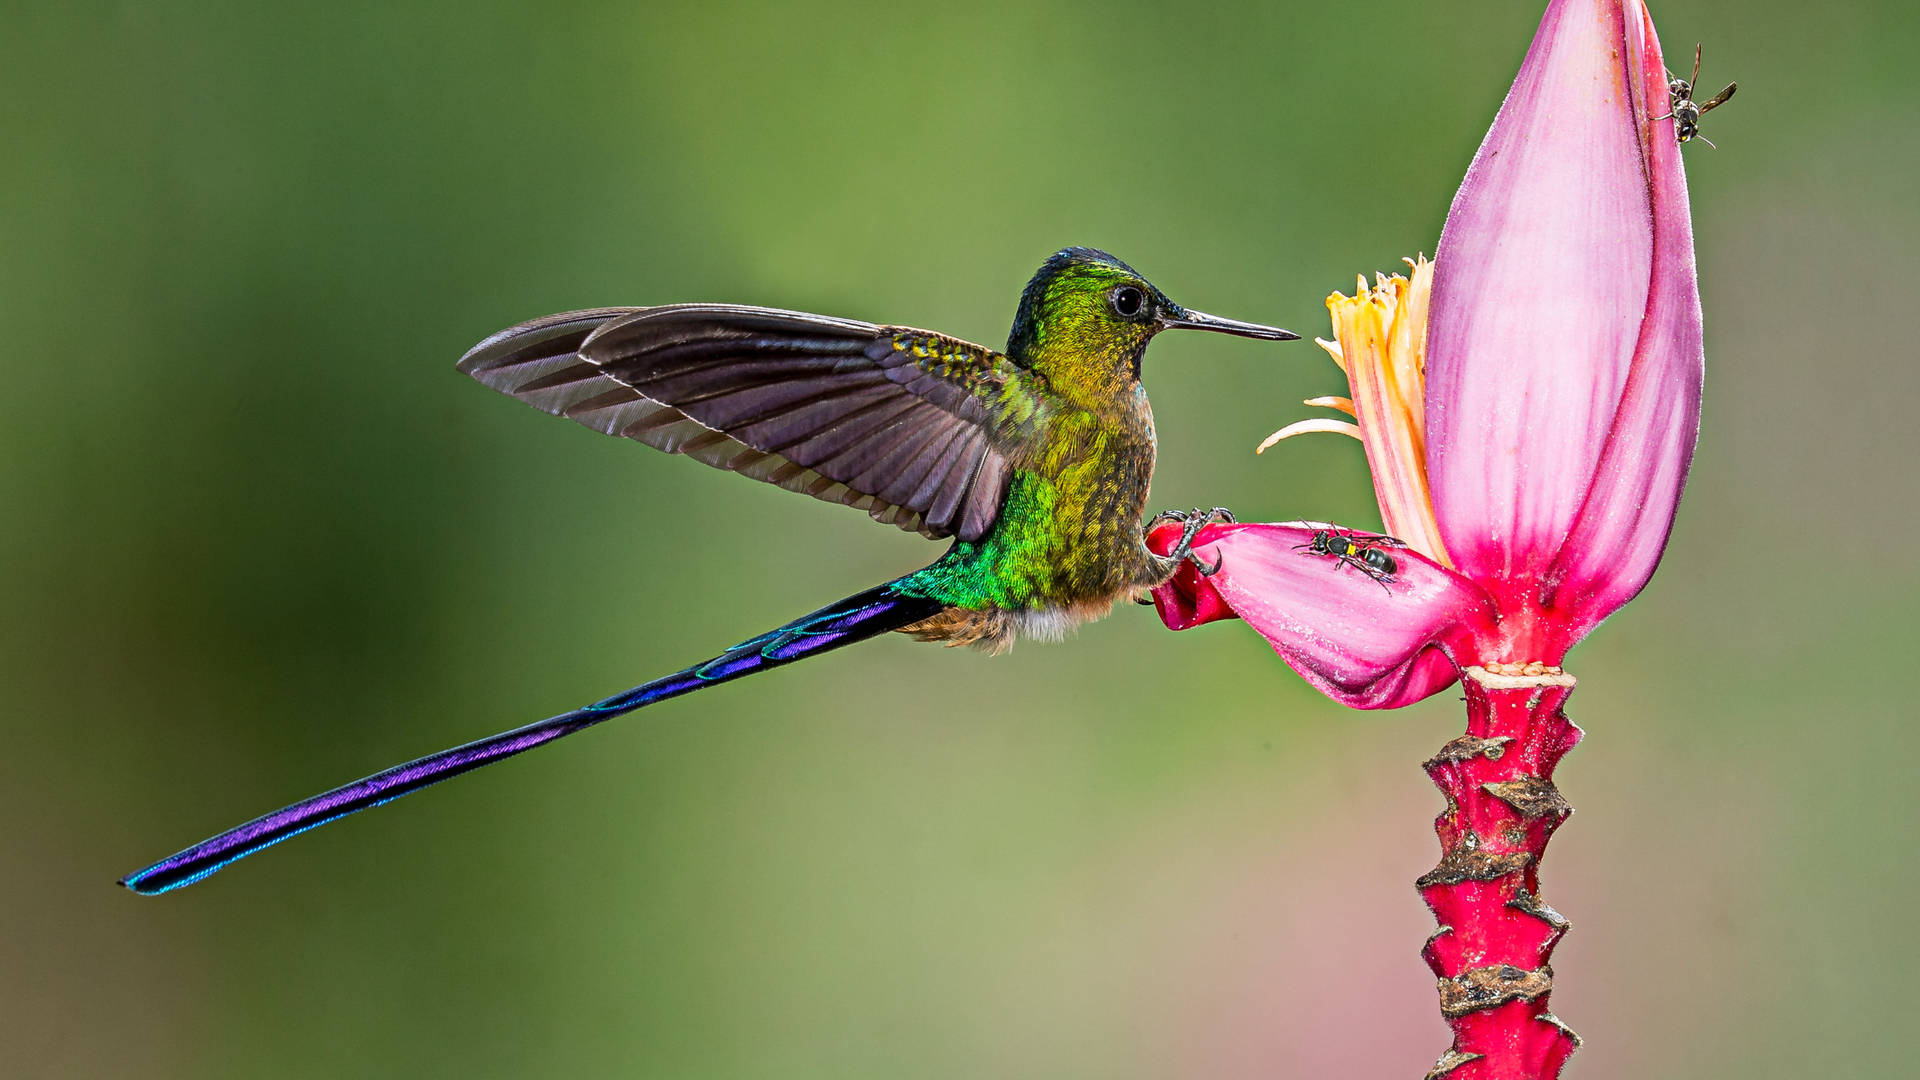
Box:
1158;0;1703;699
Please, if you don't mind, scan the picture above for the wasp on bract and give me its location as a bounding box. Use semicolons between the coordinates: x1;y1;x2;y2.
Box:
1652;43;1737;148
1297;528;1406;590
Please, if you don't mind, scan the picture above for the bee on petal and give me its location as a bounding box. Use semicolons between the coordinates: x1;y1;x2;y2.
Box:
1652;43;1737;147
1297;527;1406;588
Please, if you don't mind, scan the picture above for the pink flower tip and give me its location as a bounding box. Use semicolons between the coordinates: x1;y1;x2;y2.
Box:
1424;0;1703;636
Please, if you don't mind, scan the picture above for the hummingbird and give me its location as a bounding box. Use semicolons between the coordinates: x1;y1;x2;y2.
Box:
120;247;1296;894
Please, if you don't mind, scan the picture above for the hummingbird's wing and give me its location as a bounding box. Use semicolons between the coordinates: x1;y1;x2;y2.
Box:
457;305;1046;542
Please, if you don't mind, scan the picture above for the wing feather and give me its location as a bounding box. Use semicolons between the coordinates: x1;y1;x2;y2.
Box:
457;304;1044;541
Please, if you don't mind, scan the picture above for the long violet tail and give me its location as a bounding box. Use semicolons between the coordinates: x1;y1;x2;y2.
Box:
121;581;944;895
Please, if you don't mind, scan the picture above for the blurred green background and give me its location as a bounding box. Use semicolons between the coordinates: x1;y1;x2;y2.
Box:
5;1;1914;1076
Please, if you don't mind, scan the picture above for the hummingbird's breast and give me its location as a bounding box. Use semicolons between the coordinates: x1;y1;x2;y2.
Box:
1036;399;1160;593
896;395;1160;652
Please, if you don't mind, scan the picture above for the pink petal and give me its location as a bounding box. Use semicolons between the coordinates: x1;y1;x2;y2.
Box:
1543;3;1704;635
1425;0;1653;590
1147;522;1497;710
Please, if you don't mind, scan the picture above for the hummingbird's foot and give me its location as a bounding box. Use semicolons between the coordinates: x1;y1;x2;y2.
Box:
1146;506;1236;532
1145;508;1189;533
1149;507;1234;579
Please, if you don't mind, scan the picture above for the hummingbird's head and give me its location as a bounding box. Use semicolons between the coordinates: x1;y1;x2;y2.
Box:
1006;247;1295;403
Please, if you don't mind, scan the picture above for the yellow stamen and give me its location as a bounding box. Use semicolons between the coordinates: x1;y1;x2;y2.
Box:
1302;395;1357;416
1269;255;1452;568
1315;337;1348;374
1256;417;1363;453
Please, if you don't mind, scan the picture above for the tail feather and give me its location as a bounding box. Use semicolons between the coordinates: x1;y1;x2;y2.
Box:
120;581;945;895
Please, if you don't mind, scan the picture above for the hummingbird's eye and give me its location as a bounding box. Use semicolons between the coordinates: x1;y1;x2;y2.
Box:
1108;285;1147;320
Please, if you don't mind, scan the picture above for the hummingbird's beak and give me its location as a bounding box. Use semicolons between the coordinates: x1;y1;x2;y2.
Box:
1159;308;1299;342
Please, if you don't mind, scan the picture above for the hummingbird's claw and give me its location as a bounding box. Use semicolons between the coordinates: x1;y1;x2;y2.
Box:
1149;506;1234;579
1146;506;1235;532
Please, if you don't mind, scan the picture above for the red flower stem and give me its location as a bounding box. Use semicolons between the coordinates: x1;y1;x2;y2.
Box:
1418;665;1583;1079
